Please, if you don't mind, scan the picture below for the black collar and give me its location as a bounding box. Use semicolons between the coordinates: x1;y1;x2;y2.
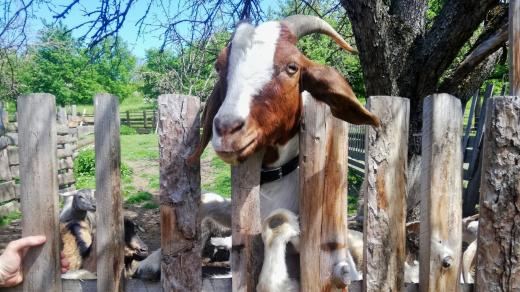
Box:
260;155;299;184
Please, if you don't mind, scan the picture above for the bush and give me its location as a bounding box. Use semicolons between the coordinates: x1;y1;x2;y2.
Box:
74;148;133;178
126;191;153;204
120;125;137;135
74;149;96;176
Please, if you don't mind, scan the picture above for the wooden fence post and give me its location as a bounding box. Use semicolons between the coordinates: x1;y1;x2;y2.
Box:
231;151;263;292
18;93;62;291
143;110;147;128
126;110;130;126
510;0;520;95
363;96;409;291
475;96;520;291
158;94;202;291
419;94;463;292
299;93;351;291
94;93;125;292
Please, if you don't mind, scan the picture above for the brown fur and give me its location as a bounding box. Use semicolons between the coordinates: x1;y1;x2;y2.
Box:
60;221;93;270
190;21;380;164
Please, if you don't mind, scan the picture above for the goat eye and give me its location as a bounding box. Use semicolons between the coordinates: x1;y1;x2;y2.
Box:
286;63;298;75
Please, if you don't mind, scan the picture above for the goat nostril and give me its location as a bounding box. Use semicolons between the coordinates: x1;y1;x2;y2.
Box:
229;119;245;134
215;116;245;136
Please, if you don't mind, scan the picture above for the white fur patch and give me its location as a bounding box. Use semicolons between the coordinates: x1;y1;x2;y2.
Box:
212;21;281;141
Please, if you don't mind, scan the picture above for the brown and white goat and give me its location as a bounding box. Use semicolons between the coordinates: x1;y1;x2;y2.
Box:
191;15;379;222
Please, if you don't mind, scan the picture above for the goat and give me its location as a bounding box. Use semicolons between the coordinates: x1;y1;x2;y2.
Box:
190;14;378;220
188;15;378;282
59;189;96;223
61;217;149;277
257;209;300;292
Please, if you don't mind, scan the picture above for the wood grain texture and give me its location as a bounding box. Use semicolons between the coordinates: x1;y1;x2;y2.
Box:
231;151;263;292
510;0;520;95
364;96;409;291
419;94;463;292
299;94;350;291
158;94;202;291
3;278;477;292
94;93;125;292
475;96;520;291
17;93;62;292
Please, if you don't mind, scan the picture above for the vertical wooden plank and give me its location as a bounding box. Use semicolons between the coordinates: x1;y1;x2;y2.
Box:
475;96;520;291
143;110;147;128
94;93;124;292
231;152;263;292
158;94;202;291
510;0;520;95
363;96;409;291
18;93;62;292
126;110;130;126
462;90;479;154
299;93;351;291
419;94;463;292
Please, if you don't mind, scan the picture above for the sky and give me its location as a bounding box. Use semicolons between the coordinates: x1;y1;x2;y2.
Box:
29;0;280;58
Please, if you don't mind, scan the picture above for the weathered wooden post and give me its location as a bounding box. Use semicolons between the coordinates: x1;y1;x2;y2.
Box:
143;110;148;128
419;94;463;292
475;96;520;291
94;93;125;292
363;96;409;291
18;93;62;291
158;94;202;291
510;0;520;95
231;152;263;292
126;110;130;126
299;93;351;291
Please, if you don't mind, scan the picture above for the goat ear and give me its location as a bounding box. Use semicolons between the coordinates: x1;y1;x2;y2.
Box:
187;77;226;164
301;62;380;127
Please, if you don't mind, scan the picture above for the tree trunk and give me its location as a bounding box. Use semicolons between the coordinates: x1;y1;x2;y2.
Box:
341;0;505;220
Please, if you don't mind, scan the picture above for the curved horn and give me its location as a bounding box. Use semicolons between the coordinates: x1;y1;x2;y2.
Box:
282;15;358;54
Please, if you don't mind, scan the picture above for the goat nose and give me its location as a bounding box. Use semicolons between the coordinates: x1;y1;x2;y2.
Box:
214;116;245;136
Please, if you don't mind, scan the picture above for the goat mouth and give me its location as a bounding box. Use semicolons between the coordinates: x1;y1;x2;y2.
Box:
216;137;258;164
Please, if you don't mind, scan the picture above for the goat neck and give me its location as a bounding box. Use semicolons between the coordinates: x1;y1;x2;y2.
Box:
260;134;299;219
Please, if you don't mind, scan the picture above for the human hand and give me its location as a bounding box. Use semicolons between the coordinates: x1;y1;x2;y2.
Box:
0;236;47;287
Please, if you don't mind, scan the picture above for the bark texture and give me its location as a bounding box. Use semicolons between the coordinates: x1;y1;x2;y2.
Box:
364;96;409;291
158;94;202;292
475;97;520;291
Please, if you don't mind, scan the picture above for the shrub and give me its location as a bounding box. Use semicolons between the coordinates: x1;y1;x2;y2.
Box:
74;148;133;178
126;191;153;204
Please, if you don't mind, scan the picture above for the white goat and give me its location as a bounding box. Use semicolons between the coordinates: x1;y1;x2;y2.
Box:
257;209;300;292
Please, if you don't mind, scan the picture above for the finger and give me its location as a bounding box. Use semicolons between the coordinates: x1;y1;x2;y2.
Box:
7;236;46;252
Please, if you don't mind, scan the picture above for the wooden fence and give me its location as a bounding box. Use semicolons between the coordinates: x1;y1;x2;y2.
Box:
7;91;520;291
0;108;79;218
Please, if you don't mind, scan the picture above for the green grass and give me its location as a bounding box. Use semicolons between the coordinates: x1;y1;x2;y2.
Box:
0;210;21;227
76;94;155;115
126;191;153;204
202;150;231;197
120;134;158;161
